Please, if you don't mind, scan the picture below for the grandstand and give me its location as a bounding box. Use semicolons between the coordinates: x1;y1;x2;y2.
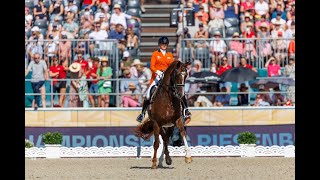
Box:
25;0;295;108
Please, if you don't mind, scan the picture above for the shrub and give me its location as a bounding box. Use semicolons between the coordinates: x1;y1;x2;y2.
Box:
237;131;257;144
42;132;63;145
25;139;34;148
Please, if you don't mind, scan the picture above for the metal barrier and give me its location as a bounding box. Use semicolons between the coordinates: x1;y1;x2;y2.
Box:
179;38;295;69
25;77;295;108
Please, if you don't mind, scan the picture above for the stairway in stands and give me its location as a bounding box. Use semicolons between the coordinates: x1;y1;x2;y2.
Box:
140;1;179;62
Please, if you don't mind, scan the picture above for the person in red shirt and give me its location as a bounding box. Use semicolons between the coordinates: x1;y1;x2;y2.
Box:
216;56;233;93
58;58;68;107
49;56;63;107
88;57;101;107
136;37;192;122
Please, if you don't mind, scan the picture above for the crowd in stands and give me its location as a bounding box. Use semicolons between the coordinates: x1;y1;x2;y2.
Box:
25;0;295;109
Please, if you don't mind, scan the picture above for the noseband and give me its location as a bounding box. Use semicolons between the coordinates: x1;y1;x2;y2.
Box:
171;68;186;99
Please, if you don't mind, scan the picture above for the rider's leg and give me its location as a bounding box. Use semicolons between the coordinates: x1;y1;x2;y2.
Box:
181;95;191;118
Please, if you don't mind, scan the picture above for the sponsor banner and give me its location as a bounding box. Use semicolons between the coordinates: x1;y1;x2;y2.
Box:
25;125;295;147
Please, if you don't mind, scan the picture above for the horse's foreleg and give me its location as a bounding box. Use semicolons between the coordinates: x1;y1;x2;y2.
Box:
176;117;192;163
152;123;160;169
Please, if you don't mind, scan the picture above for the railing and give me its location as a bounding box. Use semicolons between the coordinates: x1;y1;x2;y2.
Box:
25;77;295;108
179;38;295;69
25;39;120;76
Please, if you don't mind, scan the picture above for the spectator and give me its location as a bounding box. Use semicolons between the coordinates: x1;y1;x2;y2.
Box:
208;1;225;36
288;33;295;58
58;57;68;107
97;57;113;107
49;0;64;22
120;70;141;107
89;22;109;54
58;34;71;62
271;3;286;20
284;57;295;103
213;87;230;107
223;0;238;19
110;4;141;30
195;5;209;25
255;15;270;32
254;0;269;19
240;0;254;13
227;32;244;66
64;0;78;16
271;12;286;30
242;22;257;60
194;23;209;48
237;83;249;106
216;57;232;93
25;7;33;31
44;35;58;67
25;53;48;110
68;63;82;107
273;31;287;65
88;57;100;107
120;51;132;75
257;23;272;58
33;0;47;20
82;0;97;12
271;86;285;106
49;56;62;107
209;31;227;64
62;17;79;39
265;57;281;77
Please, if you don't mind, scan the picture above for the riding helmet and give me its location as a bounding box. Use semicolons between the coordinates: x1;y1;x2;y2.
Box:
158;36;169;45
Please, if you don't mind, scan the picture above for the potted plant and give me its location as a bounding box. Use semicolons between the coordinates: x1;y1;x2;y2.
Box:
42;131;63;159
237;131;257;157
25;139;34;148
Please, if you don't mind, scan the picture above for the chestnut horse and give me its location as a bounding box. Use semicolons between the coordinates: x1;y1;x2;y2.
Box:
134;60;192;169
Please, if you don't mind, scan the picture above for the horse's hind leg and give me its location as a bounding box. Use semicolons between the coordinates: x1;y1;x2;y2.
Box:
162;127;174;165
151;123;160;169
176;117;192;163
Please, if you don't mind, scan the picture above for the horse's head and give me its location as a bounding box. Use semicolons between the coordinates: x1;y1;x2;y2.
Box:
170;61;191;99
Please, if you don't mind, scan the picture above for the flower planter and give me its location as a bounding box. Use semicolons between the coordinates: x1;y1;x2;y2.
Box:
45;144;62;159
239;144;256;157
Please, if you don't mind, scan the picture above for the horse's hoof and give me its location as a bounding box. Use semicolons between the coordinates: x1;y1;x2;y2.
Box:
151;165;157;169
166;158;172;165
185;157;192;163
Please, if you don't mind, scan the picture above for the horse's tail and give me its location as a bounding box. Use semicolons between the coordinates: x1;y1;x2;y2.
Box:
133;118;154;141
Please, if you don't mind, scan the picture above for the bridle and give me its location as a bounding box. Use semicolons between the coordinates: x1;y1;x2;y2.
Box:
171;67;187;99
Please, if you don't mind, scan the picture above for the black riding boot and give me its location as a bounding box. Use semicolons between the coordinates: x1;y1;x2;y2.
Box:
136;99;150;123
181;95;191;118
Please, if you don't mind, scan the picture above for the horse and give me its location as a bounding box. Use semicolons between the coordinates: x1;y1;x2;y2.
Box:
134;60;192;169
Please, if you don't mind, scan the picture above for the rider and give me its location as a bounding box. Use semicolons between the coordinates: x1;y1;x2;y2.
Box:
136;36;192;122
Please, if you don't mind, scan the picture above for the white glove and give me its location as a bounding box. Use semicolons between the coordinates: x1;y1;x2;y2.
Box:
155;70;163;76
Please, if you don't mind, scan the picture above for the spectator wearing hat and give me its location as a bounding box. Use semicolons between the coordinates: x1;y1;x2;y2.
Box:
257;22;272;58
265;57;281;77
194;23;209;48
25;7;33;31
120;51;133;76
68;62;82;107
223;0;238;19
271;3;286;20
240;0;254;13
284;57;295;104
44;34;58;67
97;57;113;107
237;83;249;106
110;4;141;30
273;31;287;65
208;1;225;33
271;12;286;30
209;31;227;64
33;0;47;20
254;15;270;32
25;52;49;110
88;57;100;107
242;22;257;60
254;0;269;19
195;5;209;25
58;34;71;62
62;17;79;39
120;70;142;107
49;0;64;22
82;0;97;12
227;32;244;67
